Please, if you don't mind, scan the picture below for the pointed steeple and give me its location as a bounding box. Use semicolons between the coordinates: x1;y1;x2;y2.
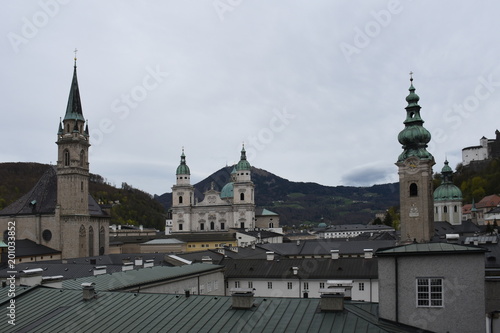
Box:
57;117;63;135
64;57;85;122
84;120;89;136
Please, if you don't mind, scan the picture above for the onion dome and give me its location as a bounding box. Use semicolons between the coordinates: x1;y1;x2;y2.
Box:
236;145;251;171
175;149;190;175
433;160;462;201
397;75;434;162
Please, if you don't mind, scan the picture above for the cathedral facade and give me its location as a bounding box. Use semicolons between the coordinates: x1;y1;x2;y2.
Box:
0;61;109;259
171;147;255;233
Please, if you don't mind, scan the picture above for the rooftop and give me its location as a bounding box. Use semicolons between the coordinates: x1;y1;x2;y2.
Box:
0;286;428;333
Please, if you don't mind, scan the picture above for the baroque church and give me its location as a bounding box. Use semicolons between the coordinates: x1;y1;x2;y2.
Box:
171;147;256;233
0;60;110;259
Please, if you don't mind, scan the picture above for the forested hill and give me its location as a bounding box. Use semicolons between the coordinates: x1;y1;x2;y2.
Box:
0;162;167;230
155;166;401;227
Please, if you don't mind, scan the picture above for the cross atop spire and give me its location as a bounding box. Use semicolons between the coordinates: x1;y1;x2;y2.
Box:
409;71;413;81
74;48;78;68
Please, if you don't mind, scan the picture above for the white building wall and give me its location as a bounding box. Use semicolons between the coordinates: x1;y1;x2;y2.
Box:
226;278;378;302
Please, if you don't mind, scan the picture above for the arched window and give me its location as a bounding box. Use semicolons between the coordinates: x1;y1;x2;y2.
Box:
435;207;438;214
64;150;70;166
409;183;418;197
454;205;458;213
220;222;225;230
80;150;85;167
179;196;183;204
99;226;105;256
269;222;274;228
210;221;215;230
88;226;94;257
66;124;70;133
200;223;205;231
79;225;86;258
444;206;448;213
240;193;245;201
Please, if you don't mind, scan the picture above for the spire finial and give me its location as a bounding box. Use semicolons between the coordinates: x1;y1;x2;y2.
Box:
74;48;78;67
409;71;413;82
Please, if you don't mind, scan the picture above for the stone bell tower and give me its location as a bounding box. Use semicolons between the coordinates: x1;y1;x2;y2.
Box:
396;74;435;243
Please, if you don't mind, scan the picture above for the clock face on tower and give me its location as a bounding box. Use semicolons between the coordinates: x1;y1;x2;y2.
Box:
404;158;419;174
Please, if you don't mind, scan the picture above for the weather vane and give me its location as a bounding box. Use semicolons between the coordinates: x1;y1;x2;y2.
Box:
409;71;413;82
74;48;78;66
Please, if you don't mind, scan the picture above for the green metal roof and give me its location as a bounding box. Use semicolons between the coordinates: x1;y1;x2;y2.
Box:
235;146;251;171
220;182;234;199
260;208;278;216
63;65;85;122
0;286;427;333
62;263;223;291
397;79;434;163
433;160;462;201
176;150;190;175
376;242;486;256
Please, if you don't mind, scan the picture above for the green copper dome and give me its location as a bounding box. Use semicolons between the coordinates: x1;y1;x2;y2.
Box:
236;146;251;171
433;160;462;201
397;77;434;163
220;182;234;199
176;150;190;175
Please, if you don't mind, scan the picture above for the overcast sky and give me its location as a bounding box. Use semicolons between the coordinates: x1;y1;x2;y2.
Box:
2;1;500;196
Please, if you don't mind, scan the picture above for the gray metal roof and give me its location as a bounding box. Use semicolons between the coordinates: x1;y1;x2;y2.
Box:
259;239;397;256
0;286;428;333
223;257;378;280
376;242;487;256
62;263;224;291
0;166;107;217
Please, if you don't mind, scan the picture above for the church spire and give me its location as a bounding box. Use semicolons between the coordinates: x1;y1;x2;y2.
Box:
397;74;433;163
64;50;85;122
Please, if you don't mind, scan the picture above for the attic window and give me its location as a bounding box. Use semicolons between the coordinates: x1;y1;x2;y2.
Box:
409;183;418;197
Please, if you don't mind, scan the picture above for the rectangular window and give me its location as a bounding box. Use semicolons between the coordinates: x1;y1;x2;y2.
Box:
235;281;240;288
417;278;443;307
319;282;325;289
248;281;253;289
287;282;293;289
303;282;309;290
359;282;365;291
179;224;183;231
268;282;272;289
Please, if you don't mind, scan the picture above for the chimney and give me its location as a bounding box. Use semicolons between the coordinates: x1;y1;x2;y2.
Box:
122;262;134;271
201;256;213;264
363;249;373;259
41;275;64;289
134;257;143;266
251;243;255;250
296;240;300;246
319;290;344;311
20;268;43;287
143;259;154;268
330;250;339;260
82;282;97;301
230;288;254;309
292;267;298;275
93;266;107;276
266;251;275;261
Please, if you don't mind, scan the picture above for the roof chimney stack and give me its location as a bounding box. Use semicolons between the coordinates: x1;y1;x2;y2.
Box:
266;251;275;261
230;288;254;309
82;282;97;301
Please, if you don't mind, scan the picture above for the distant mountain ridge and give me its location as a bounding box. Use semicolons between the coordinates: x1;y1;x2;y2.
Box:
155;166;400;226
